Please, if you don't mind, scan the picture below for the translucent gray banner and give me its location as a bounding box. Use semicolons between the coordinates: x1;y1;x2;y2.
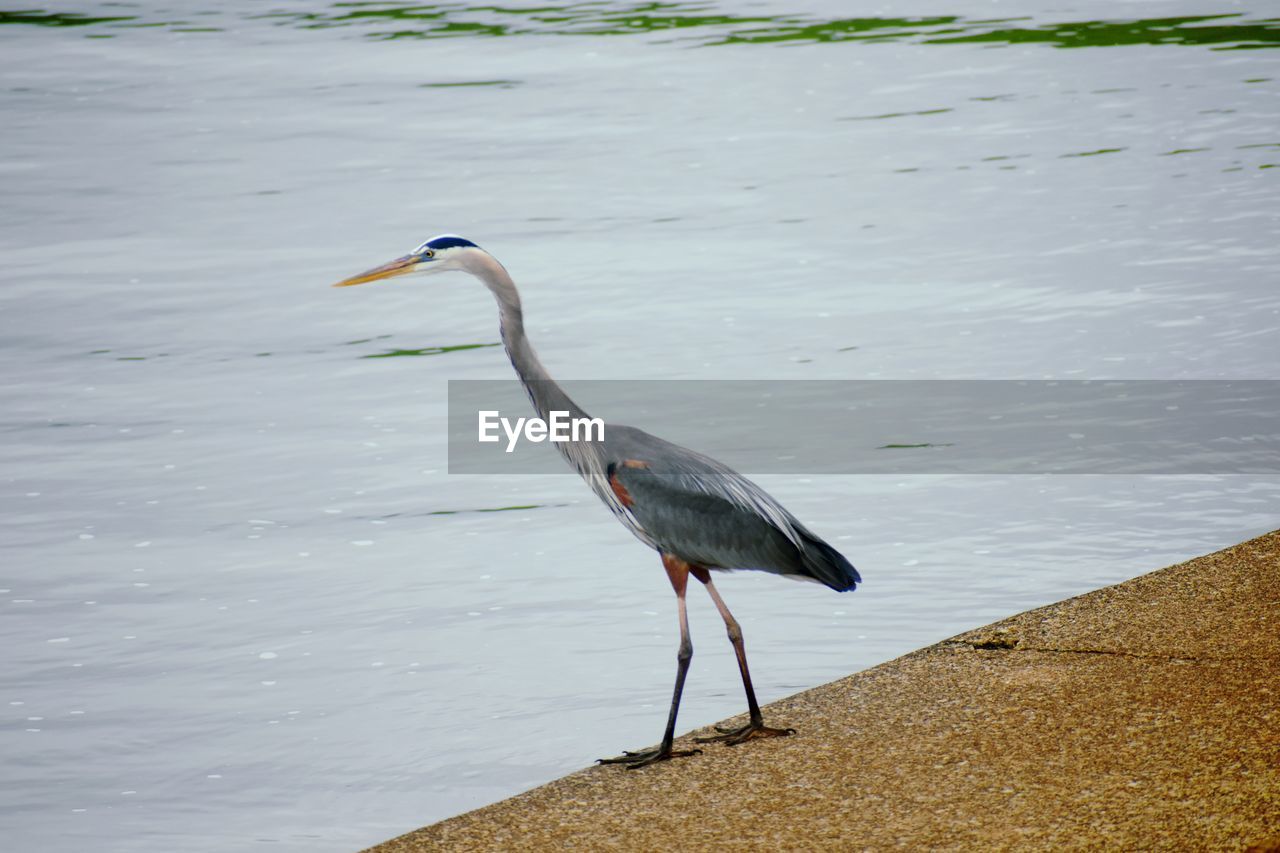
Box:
446;380;1280;474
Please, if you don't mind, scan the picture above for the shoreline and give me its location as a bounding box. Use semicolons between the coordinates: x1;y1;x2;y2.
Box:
366;531;1280;851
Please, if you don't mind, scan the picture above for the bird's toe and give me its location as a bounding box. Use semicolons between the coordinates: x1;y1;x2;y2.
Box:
696;722;795;746
597;746;701;768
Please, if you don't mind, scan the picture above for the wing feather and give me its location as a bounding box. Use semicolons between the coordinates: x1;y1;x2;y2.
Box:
604;425;814;574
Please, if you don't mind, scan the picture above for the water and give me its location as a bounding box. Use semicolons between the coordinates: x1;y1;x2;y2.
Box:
2;2;1277;850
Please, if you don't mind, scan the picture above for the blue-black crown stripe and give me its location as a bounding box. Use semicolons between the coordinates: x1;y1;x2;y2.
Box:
425;236;478;250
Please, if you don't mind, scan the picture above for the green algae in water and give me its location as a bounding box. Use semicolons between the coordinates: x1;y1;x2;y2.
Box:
841;108;953;121
361;342;501;359
0;11;135;27
878;443;956;449
427;504;548;516
1060;148;1128;158
6;4;1277;51
419;79;521;88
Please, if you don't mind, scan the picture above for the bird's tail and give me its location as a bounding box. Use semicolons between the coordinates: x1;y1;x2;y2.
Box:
799;532;861;592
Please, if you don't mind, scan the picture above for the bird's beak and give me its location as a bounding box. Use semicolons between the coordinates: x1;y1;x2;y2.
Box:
332;254;419;287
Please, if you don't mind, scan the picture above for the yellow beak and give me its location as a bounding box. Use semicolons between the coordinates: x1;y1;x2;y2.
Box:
332;254;419;287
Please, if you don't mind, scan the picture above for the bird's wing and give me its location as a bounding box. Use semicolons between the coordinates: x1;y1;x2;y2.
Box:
603;426;811;573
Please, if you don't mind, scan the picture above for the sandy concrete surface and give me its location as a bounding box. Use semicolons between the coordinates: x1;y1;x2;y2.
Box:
365;531;1280;852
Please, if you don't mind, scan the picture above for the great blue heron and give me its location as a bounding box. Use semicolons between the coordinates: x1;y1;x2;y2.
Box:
335;235;860;768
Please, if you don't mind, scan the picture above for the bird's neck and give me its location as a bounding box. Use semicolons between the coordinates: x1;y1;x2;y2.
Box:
469;252;589;423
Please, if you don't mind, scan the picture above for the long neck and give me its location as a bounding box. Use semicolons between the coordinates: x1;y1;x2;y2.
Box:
467;252;589;423
464;250;623;516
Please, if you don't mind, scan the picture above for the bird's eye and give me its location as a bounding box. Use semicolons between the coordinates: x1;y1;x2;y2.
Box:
423;249;436;259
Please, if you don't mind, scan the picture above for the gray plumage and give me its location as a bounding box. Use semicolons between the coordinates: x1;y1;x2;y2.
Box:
495;285;859;594
335;234;861;768
602;426;860;591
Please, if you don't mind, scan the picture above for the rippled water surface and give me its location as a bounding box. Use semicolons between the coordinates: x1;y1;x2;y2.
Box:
2;2;1278;850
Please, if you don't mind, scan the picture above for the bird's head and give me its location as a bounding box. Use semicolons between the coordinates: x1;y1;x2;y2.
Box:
332;234;484;287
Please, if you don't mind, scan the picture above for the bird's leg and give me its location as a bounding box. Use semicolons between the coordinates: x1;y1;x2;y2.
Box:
598;555;702;769
692;571;796;746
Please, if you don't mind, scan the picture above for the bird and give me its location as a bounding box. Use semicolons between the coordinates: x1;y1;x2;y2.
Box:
334;234;861;769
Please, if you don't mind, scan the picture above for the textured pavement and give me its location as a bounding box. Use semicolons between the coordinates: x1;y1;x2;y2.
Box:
366;530;1280;852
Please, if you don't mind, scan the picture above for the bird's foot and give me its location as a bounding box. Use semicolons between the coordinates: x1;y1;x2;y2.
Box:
695;720;795;746
597;744;701;769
